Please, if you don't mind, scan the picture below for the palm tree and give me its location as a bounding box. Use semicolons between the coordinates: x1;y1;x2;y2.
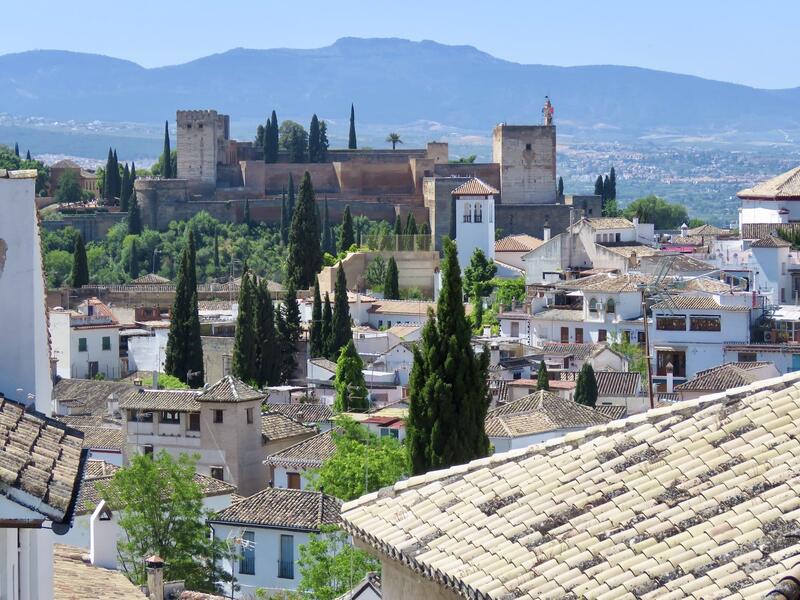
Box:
386;132;403;150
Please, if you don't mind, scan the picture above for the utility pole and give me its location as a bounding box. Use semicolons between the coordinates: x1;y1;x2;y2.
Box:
641;289;655;409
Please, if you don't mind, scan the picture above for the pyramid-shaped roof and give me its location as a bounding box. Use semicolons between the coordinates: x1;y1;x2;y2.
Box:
198;375;264;403
737;165;800;200
451;178;499;196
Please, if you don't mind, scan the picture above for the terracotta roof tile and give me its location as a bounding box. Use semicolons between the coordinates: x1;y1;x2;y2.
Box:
131;273;171;284
80;426;124;450
264;428;338;469
675;362;775;392
555;273;651;293
264;403;335;424
650;296;750;312
341;372;800;600
595;371;642;397
53;544;146;599
209;487;340;531
199;375;264;403
261;412;317;441
742;223;800;240
451;178;499;196
585;217;635;230
495;234;543;253
53;379;140;416
119;389;201;411
685;224;731;237
751;235;792;248
737;166;800;199
542;342;607;360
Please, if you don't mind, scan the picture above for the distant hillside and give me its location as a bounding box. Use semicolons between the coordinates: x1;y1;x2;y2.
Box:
2;38;800;138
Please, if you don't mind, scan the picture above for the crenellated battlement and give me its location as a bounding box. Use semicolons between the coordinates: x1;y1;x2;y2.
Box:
177;109;219;122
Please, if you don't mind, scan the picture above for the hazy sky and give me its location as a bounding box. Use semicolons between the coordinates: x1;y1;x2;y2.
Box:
4;0;799;89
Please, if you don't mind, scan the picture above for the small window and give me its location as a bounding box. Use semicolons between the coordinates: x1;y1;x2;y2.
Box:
143;444;154;457
128;409;153;423
689;316;721;332
78;338;87;352
474;203;482;223
102;336;111;351
525;143;532;151
211;466;224;481
656;316;686;331
246;407;254;424
575;328;584;343
738;352;757;362
560;326;569;343
598;329;607;342
239;531;255;575
214;409;224;424
615;233;621;242
186;123;192;129
187;412;201;432
287;472;301;490
380;428;400;439
606;299;616;314
588;298;598;313
160;411;180;424
279;535;294;579
463;203;472;223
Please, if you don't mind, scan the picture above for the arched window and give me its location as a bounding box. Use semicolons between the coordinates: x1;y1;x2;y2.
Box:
463;203;472;223
606;299;616;314
474;202;483;223
588;298;598;313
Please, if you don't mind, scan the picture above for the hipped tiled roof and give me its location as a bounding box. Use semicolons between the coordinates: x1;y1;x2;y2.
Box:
495;234;543;253
341;372;800;600
451;178;499;196
737;166;800;199
675;362;775;392
199;375;264;403
264;428;338;469
209;487;340;532
751;235;792;248
541;342;607;360
53;378;140;416
265;402;335;424
119;389;201;411
650;295;751;312
262;412;317;441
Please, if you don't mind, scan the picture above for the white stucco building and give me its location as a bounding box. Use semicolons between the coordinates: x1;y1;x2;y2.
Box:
453;178;497;272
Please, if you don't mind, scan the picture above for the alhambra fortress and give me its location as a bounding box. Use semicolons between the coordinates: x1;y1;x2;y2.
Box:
132;102;601;246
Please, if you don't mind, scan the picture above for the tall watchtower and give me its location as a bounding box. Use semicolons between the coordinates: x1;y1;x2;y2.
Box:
492;98;557;205
176;110;230;184
453;178;497;272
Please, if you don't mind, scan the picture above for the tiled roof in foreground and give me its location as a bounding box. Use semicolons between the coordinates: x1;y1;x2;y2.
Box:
53;544;146;599
342;372;800;600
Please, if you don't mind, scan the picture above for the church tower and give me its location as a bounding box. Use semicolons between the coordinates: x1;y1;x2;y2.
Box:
453;178;497;272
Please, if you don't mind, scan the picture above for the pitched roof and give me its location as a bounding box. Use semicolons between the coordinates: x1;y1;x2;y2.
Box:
262;412;317;441
737;165;800;199
750;235;792;248
341;372;800;600
83;459;120;479
385;324;422;339
555;273;651;293
584;217;635;230
451;178;499;196
199;375;264;403
485;391;611;438
593;404;627;420
0;397;85;521
209;487;341;531
531;307;585;322
598;243;661;259
650;295;751;312
51;159;81;169
675;362;775;392
309;357;338;373
541;342;607;360
264;402;335;424
335;572;382;600
742;222;800;240
53;378;140;416
367;300;435;316
638;253;717;274
131;273;171;284
264;428;337;469
495;234;543;253
595;371;642;397
119;389;201;411
80;426;124;450
686;224;731;237
53;544;146;600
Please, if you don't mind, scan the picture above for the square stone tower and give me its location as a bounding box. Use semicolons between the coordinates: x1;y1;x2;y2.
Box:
492;124;556;205
176;110;230;184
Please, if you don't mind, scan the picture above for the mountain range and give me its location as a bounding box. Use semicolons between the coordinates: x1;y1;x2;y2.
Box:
2;37;800;154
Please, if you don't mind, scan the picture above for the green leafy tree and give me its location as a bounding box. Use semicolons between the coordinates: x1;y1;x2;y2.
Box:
386;132;402;150
137;373;190;390
255;276;280;387
308;416;409;500
70;233;90;287
603;175;611;203
574;362;598;407
164;230;204;387
329;264;351;360
97;451;228;592
383;256;400;299
321;292;333;359
537;361;550;391
232;271;258;383
406;238;490;475
417;222;430;251
333;340;368;412
55;170;83;204
279;120;309;163
310;277;324;358
609;332;647;380
280;190;289;245
45;250;73;288
364;255;386;290
296;526;380;600
309;114;321;163
286;172;322;289
622;195;689;229
128;191;142;235
463;248;497;300
277;281;301;382
162;121;173;178
471;294;484;333
340;205;355;251
348;103;357;150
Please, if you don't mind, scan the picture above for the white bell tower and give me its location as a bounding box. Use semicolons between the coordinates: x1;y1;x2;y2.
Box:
452;178;498;272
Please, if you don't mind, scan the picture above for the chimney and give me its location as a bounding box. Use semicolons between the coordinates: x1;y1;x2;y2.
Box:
106;393;119;417
665;362;674;394
633;216;639;227
89;500;118;569
680;222;688;238
145;555;165;600
543;221;551;242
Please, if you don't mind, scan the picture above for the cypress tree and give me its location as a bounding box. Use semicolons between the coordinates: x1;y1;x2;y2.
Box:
574;363;598;407
255;123;265;148
262;120;270;163
280;189;288;245
334;340;368;412
603;175;611;204
319;120;329;162
406;238;490;475
309;114;321;163
255;277;279;386
557;176;564;198
310;278;324;357
129;162;137;199
25;150;31;161
609;166;617;200
418;222;430;251
128;191;142;235
162;121;172;179
70;234;89;288
286;171;322;289
594;175;604;198
471;294;484;333
232;272;258;383
112;150;120;199
212;231;220;275
394;214;403;236
103;148;114;204
287;174;296;222
384;256;400;300
120;163;131;212
164;230;204;387
404;213;417;250
14;143;19;157
340;205;355;251
321;197;334;255
329;264;351;360
348;103;357;150
321;291;333;359
243;198;252;227
537;360;550;391
277;282;301;382
265;110;279;163
128;239;139;278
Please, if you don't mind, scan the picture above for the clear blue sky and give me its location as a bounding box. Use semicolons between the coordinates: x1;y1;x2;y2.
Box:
5;0;799;89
